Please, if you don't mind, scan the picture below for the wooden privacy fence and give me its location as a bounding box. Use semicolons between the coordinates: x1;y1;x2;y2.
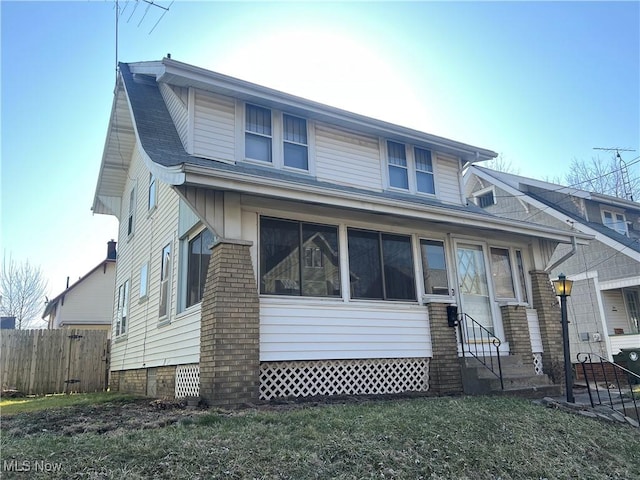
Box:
1;329;110;395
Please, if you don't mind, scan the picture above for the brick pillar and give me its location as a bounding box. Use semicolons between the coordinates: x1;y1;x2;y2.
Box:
427;302;463;395
500;304;533;369
200;240;260;407
529;271;564;384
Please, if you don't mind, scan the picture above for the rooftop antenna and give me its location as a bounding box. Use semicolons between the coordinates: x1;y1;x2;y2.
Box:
593;147;636;201
114;0;173;84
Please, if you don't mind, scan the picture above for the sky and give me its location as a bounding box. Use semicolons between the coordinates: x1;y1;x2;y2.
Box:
2;1;639;326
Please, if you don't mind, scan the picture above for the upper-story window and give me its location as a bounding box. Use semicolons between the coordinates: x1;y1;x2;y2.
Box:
387;141;409;189
415;147;435;194
148;173;157;210
473;186;496;208
387;141;436;195
127;188;135;237
245;104;272;163
602;210;627;236
283;114;308;170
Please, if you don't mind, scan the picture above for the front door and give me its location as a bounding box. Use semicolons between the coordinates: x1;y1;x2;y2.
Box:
454;242;508;355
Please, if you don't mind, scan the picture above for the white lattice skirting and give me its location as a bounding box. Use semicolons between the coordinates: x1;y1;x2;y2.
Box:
259;358;430;400
533;353;544;375
175;364;200;398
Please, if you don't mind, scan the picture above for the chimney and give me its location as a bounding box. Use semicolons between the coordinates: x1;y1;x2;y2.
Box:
107;239;117;260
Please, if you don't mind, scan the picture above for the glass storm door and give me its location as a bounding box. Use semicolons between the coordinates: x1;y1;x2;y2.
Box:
456;243;495;341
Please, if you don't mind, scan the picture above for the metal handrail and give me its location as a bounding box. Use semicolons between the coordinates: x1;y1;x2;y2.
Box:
457;313;504;390
577;352;639;423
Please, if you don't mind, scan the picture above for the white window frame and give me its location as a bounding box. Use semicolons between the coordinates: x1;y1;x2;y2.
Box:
419;237;451;297
159;242;172;322
244;103;273;163
127;188;135;238
148;173;157;211
116;279;130;337
601;209;628;236
473;186;497;208
282;113;309;171
384;140;437;196
488;245;530;304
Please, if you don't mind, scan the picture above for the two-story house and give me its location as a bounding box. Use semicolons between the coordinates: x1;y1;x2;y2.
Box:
465;165;640;365
43;240;117;334
92;58;591;406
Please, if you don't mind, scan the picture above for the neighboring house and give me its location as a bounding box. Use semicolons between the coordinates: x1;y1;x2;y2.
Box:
42;241;117;334
92;58;591;406
465;166;640;363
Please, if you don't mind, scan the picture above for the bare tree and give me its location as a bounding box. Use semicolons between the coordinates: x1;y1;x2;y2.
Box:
484;154;520;175
0;254;48;329
565;156;639;200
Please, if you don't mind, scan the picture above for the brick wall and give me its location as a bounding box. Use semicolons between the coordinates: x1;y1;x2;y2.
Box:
156;366;176;398
427;302;463;394
117;368;147;395
200;240;260;407
500;304;533;368
530;271;564;385
110;370;121;392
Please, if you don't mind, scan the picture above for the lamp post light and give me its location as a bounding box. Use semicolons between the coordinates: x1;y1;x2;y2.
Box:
553;273;574;403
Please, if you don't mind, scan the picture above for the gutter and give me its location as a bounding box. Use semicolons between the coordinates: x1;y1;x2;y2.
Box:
544;236;578;273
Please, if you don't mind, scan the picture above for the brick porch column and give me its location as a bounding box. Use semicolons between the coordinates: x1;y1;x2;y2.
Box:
200;240;260;407
427;301;463;395
499;304;533;369
529;271;564;385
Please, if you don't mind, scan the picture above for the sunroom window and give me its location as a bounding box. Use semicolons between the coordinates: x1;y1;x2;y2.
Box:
260;217;340;296
348;229;415;301
420;239;449;295
490;247;516;299
187;229;214;307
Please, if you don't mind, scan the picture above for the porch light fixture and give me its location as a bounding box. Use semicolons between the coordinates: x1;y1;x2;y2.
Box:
553;273;574;403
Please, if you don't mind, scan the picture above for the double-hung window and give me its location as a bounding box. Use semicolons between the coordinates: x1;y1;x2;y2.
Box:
415;147;435;194
245;104;272;162
148;173;157;210
260;217;340;297
602;210;627;236
187;229;214;307
159;243;171;318
348;229;416;301
420;239;449;295
283;114;308;170
387;141;409;189
116;279;129;336
127;188;135;236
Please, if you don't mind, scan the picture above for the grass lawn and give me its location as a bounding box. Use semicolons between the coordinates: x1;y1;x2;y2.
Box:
0;392;141;415
1;394;638;479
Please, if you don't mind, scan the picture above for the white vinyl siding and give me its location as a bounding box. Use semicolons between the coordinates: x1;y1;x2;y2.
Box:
159;83;189;149
315;124;382;190
111;147;200;370
260;299;431;361
192;89;235;162
435;154;461;204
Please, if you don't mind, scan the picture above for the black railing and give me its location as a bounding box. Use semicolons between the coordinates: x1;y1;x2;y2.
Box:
577;352;639;422
457;313;504;390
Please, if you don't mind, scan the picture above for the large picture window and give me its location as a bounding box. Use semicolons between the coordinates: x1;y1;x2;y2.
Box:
245;104;272;162
420;239;449;295
348;229;416;301
260;217;340;296
187;229;214;307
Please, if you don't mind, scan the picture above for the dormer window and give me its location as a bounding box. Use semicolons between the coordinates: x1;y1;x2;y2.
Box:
283;114;308;170
415;147;435;194
602;210;627;236
245;104;272;163
387;141;408;189
473;186;496;208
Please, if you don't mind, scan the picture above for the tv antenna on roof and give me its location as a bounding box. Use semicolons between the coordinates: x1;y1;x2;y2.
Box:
593;147;636;201
115;1;174;82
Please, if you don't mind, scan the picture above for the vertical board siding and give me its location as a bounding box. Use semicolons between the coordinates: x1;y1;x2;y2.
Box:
435;154;462;204
260;299;431;361
110;146;200;372
526;308;543;353
315;124;383;190
0;329;109;395
192;89;235;162
159;83;189;149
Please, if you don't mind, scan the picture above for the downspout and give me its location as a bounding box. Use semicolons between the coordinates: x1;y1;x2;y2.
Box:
544;236;578;273
459;152;479;205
